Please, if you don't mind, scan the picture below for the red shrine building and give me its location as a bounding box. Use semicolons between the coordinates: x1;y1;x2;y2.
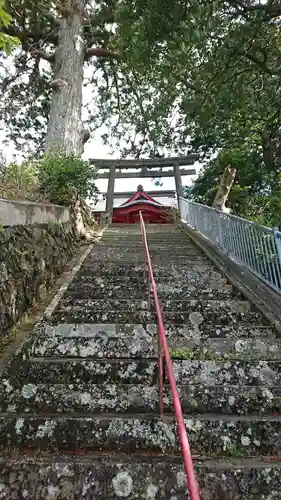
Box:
93;185;174;224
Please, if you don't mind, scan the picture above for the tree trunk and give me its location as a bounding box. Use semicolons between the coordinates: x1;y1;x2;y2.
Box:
261;129;274;173
212;166;236;213
261;129;280;194
45;0;84;155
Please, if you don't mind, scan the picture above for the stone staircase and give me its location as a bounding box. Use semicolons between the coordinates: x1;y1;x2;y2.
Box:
0;223;281;499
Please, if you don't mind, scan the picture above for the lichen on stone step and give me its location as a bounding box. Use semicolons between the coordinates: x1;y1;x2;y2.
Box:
2;358;157;385
1;414;281;457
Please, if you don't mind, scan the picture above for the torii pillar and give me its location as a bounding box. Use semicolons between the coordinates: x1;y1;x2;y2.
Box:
173;163;184;207
105;165;116;214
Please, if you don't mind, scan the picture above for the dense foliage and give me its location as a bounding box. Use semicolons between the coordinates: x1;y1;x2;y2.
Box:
174;1;281;227
0;1;19;53
0;155;99;206
1;1;281;224
0;161;39;200
1;0;191;156
37;154;99;205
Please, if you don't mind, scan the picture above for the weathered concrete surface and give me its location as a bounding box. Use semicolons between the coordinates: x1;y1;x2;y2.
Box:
83;253;209;264
25;328;279;360
0;383;159;414
97;242;200;250
78;261;221;278
0;456;280;500
1;383;281;416
24;325;157;358
172;359;281;385
66;277;235;300
0;197;70;226
20;322;278;357
95;242;199;251
51;297;267;327
3;358;157;385
1;415;281;456
188;336;281;358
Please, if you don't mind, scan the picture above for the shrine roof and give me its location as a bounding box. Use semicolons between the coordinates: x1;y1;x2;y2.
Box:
120;185;162;207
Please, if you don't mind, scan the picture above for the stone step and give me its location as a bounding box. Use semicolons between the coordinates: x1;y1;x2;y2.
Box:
0;455;280;500
51;307;268;328
2;382;281;416
104;232;181;237
82;253;208;264
23;323;276;354
3;358;158;385
78;266;227;283
106;224;177;231
65;280;234;300
165;323;275;340
5;357;281;386
104;233;182;239
104;226;180;232
98;236;193;243
25;332;281;361
0;383;159;414
93;242;200;256
172;359;281;386
26;334;281;362
90;247;203;257
1;414;281;456
25;328;157;358
53;298;266;327
98;240;193;247
189;336;281;359
78;262;224;278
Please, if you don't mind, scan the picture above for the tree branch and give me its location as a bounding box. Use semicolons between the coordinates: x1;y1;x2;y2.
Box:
82;129;90;144
83;12;115;27
237;50;281;75
30;48;55;62
2;25;58;45
85;47;120;61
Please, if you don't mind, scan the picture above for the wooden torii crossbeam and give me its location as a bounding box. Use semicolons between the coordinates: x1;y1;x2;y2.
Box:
90;155;198;213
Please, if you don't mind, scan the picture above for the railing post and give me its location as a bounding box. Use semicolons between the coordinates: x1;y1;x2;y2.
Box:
274;227;281;285
274;227;281;261
216;210;223;248
192;204;197;230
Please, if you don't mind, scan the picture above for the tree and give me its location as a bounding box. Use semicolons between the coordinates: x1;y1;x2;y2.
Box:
2;0;281;165
1;1;121;155
212;166;236;213
0;0;193;157
191;144;281;226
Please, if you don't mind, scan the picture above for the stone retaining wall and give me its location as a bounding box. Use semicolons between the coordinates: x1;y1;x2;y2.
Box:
0;222;78;336
0;198;70;227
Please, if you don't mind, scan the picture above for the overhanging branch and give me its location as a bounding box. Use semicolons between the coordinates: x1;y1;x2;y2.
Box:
85;47;120;61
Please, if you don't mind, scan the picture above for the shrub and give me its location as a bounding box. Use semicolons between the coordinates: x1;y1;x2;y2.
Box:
0;162;39;200
36;153;99;205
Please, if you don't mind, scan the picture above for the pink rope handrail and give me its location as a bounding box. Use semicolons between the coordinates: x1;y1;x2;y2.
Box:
139;211;201;500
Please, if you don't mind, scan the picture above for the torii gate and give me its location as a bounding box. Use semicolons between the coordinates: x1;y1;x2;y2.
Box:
90;155;198;214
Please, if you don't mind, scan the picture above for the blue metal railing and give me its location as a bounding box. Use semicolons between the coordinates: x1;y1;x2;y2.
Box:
179;197;281;294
